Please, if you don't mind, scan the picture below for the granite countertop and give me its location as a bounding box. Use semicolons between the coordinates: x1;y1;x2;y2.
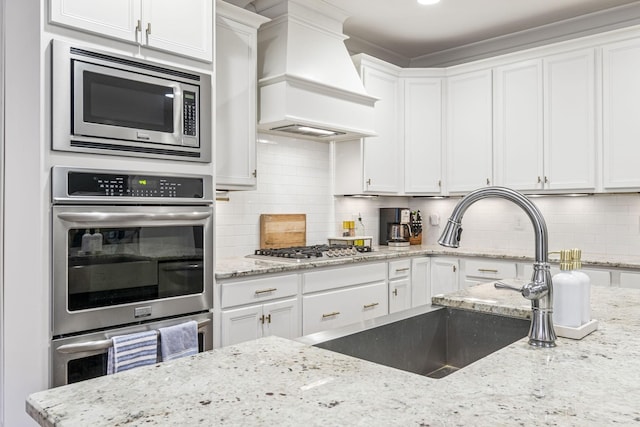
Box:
27;285;640;426
216;245;640;280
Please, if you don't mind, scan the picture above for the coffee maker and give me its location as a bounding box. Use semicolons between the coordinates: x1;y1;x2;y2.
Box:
379;208;412;246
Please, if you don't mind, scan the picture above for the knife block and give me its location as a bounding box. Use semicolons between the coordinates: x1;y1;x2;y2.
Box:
409;233;422;245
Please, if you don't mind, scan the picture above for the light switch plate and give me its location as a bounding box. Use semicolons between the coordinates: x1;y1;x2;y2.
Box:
429;213;440;226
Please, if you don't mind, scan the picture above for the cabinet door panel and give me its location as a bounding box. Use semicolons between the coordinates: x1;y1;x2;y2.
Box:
404;78;442;194
411;257;430;307
389;277;411;314
430;258;459;297
221;305;263;347
216;16;259;189
142;0;213;61
263;298;300;340
544;49;595;190
446;70;493;192
362;66;401;193
603;39;640;189
494;60;543;190
49;0;140;42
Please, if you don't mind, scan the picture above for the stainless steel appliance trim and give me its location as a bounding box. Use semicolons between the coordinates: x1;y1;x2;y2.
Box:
57;211;212;223
56;318;212;354
51;39;212;163
51;166;214;204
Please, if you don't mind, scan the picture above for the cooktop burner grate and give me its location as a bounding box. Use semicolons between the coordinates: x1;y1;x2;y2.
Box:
250;244;372;262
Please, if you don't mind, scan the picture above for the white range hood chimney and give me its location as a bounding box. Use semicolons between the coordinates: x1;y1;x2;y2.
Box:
252;0;377;141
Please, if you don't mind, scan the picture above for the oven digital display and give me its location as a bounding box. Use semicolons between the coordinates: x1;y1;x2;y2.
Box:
67;172;204;198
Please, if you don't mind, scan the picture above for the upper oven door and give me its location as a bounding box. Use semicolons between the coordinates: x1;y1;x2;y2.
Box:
52;205;213;336
72;60;200;148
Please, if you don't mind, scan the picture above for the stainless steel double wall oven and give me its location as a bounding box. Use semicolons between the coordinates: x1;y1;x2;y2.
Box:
50;166;214;386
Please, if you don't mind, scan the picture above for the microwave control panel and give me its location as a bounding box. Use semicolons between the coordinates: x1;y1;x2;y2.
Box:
66;171;204;199
183;91;197;137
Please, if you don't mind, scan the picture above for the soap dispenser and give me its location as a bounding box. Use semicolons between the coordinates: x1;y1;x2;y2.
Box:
552;249;582;328
570;248;591;325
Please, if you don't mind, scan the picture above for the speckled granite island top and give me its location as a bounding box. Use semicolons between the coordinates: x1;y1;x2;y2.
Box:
27;285;640;426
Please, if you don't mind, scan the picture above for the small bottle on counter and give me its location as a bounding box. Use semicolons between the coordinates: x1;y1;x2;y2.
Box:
90;228;103;253
570;248;591;325
552;249;583;328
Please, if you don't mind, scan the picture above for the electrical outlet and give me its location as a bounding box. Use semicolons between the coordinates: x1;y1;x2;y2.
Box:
429;213;440;226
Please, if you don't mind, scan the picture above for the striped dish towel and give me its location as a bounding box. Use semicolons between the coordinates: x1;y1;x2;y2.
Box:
107;330;158;374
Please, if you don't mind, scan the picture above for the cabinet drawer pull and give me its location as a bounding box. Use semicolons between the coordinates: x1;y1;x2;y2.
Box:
478;268;498;273
322;311;340;318
395;267;410;273
363;302;379;309
255;288;277;295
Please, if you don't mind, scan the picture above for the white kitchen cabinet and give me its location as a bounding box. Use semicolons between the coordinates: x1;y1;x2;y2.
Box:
334;56;401;195
49;0;213;61
462;258;517;288
216;3;268;190
430;257;459;297
494;59;544;191
619;271;640;289
302;282;387;335
411;256;430;307
494;50;595;192
302;262;387;334
446;69;493;193
602;38;640;190
388;259;412;313
221;298;299;347
543;49;595;191
219;274;300;347
403;76;443;194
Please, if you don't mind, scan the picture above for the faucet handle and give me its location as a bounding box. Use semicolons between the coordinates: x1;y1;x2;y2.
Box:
494;281;523;292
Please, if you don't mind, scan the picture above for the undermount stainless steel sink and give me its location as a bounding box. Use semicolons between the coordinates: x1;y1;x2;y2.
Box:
298;305;529;379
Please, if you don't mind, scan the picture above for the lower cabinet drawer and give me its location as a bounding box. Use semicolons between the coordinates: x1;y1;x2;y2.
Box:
302;281;387;335
220;274;298;308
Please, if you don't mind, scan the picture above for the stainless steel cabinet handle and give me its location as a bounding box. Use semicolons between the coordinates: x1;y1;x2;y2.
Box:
395;267;410;273
478;268;498;273
56;319;211;354
364;302;380;308
146;22;151;36
322;311;340;318
135;20;142;33
57;211;211;223
254;288;277;295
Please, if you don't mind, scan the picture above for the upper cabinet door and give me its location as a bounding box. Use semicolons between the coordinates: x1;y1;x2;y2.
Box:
403;77;443;194
49;0;141;42
141;0;212;61
602;39;640;190
494;60;544;191
543;49;595;191
446;69;493;193
49;0;213;62
361;64;402;194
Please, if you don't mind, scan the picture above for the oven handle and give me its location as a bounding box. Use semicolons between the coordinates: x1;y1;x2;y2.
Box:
56;211;212;223
55;318;211;354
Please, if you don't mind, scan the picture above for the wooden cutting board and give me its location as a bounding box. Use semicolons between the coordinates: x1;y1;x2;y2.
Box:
260;214;306;249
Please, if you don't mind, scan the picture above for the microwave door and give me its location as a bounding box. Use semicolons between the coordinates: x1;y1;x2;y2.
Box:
72;61;184;147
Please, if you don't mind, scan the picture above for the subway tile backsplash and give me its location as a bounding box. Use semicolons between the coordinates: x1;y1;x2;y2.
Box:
216;137;640;258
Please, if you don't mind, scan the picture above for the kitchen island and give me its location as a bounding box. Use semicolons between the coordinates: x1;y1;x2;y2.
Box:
27;285;640;426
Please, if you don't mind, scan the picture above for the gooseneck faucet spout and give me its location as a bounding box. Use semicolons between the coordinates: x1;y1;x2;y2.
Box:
438;186;556;348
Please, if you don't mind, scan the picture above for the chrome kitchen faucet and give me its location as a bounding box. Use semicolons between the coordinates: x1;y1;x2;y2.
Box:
438;186;557;347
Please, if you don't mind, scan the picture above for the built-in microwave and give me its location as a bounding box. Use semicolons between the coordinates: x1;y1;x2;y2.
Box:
51;39;212;162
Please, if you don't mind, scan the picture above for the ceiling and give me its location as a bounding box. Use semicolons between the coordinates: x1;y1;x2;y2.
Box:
226;0;640;66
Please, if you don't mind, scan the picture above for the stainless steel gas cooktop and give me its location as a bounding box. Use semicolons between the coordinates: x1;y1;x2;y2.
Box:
247;244;372;263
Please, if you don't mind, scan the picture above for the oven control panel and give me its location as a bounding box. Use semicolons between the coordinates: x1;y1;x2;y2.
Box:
67;171;203;198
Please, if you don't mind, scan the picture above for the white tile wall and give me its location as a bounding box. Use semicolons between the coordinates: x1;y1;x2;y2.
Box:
216;136;640;258
215;133;334;257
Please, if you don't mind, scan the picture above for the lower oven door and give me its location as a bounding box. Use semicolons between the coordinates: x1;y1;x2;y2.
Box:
51;312;213;387
52;204;213;336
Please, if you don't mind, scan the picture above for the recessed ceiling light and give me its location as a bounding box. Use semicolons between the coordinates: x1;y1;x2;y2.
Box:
417;0;440;5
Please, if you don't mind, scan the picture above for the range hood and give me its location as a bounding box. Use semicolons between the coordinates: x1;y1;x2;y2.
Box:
251;0;377;141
